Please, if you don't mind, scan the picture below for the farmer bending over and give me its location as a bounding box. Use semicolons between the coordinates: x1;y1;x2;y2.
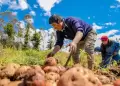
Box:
47;14;97;70
95;36;120;68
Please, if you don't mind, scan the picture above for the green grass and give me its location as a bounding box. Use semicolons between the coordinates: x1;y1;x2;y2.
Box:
0;48;69;66
0;48;102;69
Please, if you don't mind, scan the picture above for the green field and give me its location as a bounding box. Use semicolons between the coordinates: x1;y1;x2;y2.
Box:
0;48;102;69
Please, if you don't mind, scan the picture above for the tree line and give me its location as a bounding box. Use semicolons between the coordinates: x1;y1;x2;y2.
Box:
0;11;54;51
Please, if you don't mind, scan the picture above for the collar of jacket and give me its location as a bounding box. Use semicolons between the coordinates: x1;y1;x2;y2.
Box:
61;18;68;32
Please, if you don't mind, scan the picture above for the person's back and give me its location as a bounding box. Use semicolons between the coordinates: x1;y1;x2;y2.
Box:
62;17;93;40
101;40;120;56
95;36;120;67
108;40;120;61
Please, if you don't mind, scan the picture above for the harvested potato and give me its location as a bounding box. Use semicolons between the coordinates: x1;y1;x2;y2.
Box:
0;63;20;78
0;78;10;86
57;66;102;86
13;66;31;80
43;66;59;73
44;57;58;66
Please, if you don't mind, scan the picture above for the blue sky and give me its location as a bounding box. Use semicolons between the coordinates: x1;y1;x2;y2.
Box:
0;0;120;39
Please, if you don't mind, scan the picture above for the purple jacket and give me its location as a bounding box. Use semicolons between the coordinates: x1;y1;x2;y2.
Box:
55;17;93;48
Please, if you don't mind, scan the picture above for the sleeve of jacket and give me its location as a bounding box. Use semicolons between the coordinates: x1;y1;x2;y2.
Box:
94;47;101;52
54;31;64;48
114;41;120;53
71;19;84;33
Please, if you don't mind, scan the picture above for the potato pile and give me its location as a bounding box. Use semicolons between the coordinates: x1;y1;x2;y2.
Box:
0;57;119;86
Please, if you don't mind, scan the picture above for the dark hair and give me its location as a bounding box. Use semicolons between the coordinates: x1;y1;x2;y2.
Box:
49;14;63;24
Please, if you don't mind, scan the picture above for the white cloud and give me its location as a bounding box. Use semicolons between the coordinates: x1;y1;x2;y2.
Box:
36;29;40;32
95;39;102;47
44;11;51;16
30;18;34;23
33;4;38;8
110;5;116;8
39;29;49;50
9;0;29;10
109;35;120;41
18;21;25;29
11;12;17;16
9;0;19;10
104;22;116;26
30;10;36;16
0;0;10;5
26;18;34;24
92;23;102;30
37;28;57;50
97;30;119;39
48;28;54;32
29;27;35;37
117;0;120;3
110;0;120;9
88;17;90;19
19;0;28;10
37;0;62;16
110;5;120;8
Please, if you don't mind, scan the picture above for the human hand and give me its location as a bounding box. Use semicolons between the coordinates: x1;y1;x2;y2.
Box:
113;52;118;56
67;42;77;53
47;52;55;58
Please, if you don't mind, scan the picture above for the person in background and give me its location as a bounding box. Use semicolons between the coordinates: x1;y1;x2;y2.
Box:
47;14;97;70
95;36;120;68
